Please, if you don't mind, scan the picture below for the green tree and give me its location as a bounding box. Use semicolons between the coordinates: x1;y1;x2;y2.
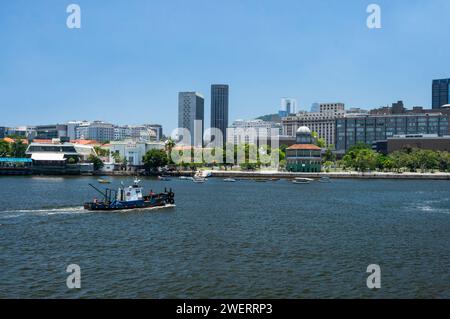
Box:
0;140;11;157
142;149;168;173
342;144;378;172
323;147;336;162
10;140;27;158
94;146;110;157
87;154;104;171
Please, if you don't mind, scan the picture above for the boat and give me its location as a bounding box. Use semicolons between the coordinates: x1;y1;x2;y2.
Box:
158;176;171;181
292;178;314;184
191;176;207;183
97;178;111;184
84;178;175;211
223;178;236;182
319;176;331;183
179;176;191;180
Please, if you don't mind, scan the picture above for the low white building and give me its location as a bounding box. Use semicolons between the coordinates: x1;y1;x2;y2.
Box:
108;140;165;166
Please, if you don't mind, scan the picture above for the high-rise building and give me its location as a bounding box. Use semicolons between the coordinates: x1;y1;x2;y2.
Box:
282;103;346;146
210;84;229;146
178;92;204;147
281;98;297;115
432;78;450;109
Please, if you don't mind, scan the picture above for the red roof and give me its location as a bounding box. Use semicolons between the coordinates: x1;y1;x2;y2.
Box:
70;140;100;145
287;144;321;150
2;137;29;144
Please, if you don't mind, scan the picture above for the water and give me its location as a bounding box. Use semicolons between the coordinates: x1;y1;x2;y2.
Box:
0;176;449;298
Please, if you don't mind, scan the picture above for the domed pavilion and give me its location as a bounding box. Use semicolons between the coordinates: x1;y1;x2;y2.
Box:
286;126;322;172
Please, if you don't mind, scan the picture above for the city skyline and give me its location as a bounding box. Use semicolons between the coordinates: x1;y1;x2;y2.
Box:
1;1;450;132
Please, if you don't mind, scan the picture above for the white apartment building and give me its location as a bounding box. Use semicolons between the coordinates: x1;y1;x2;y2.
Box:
282;103;346;146
227;119;282;145
108;140;165;166
75;121;115;142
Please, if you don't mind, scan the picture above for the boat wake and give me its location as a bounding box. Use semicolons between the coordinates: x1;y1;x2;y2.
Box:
0;206;87;219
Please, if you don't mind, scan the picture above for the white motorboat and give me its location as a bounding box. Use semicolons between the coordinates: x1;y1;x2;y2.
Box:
292;177;314;184
223;178;236;182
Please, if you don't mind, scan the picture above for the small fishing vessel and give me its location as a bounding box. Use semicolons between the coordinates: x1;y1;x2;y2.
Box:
292;177;314;184
84;178;175;211
223;178;236;182
97;178;111;184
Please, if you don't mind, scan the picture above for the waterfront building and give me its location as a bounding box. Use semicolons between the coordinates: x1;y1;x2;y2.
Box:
211;84;229;146
75;121;114;142
227;119;281;145
178;92;204;147
336;113;450;152
372;134;450;155
286;126;322;172
432;78;450;109
35;124;68;139
25;141;96;174
109;140;165;167
282;103;345;146
0;158;33;175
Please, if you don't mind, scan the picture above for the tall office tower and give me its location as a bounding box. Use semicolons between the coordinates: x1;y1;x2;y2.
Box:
432;78;450;109
281;98;297;115
178;92;205;147
210;84;229;146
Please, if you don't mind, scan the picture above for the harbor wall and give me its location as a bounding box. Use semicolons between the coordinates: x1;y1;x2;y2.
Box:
166;170;450;180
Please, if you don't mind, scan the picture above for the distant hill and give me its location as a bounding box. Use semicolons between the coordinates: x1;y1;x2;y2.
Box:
256;114;281;123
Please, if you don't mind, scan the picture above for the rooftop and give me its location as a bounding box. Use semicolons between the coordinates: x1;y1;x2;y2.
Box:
287;144;321;150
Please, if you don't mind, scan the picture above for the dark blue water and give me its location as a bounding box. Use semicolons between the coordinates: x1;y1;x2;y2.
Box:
0;176;449;298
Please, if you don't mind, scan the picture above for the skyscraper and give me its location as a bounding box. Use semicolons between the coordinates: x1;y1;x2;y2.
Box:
281;98;297;115
178;92;205;147
210;84;229;146
432;78;450;109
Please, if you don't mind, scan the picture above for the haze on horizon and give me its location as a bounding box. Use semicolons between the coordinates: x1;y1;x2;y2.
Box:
1;0;449;132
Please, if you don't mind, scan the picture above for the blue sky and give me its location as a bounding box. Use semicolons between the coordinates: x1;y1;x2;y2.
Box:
1;0;449;133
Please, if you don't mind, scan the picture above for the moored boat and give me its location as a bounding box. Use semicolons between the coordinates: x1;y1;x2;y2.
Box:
292;177;314;184
223;178;236;182
97;178;111;184
84;178;175;211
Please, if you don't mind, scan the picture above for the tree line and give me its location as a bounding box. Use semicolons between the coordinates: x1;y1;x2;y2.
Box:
339;143;450;173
